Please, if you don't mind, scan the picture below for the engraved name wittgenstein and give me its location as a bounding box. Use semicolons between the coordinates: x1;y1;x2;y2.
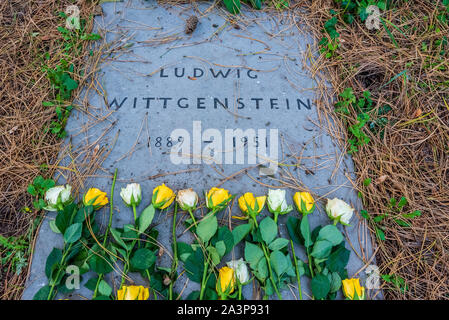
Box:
108;67;313;111
107;66;315;174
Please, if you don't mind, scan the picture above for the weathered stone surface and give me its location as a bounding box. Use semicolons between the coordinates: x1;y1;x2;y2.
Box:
22;1;378;300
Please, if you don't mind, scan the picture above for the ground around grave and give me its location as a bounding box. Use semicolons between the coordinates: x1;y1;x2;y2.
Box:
1;0;448;300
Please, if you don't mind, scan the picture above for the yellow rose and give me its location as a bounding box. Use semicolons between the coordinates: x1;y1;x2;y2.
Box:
83;188;108;210
293;191;315;216
216;266;235;296
342;278;365;300
235;193;266;220
206;187;232;211
117;285;150;300
152;183;175;209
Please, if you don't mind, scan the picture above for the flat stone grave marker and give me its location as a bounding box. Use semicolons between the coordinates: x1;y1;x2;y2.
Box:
23;1;378;300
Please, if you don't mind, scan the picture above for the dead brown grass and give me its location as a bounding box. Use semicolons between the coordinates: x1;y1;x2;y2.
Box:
0;0;98;300
298;0;449;299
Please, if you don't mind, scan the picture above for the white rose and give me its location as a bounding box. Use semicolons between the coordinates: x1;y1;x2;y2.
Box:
326;198;354;225
267;189;292;215
44;185;72;211
226;258;250;284
120;183;142;206
176;188;198;210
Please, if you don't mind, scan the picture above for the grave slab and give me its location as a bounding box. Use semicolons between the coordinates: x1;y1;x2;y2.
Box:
22;1;379;300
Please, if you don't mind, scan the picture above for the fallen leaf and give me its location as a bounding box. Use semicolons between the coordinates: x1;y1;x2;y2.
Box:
376;175;388;184
413;108;422;118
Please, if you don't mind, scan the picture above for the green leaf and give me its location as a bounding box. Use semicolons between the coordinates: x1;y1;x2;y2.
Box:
206;246;221;266
130;248;156;270
110;228;128;251
215;227;234;255
27;185;37;196
186;291;200;300
33;285;52;300
45;248;62;279
89;254;113;274
196;214;218;243
63;223;82;244
376;227;386;241
223;0;241;14
215;240;226;257
55;205;75;234
311;274;330;299
249;0;262;9
329;272;342;293
177;242;193;262
311;240;333;259
244;241;264;269
268;238;289;251
259;217;277;244
84;276;99;291
317;225;343;246
92;295;111;300
397;197;408;209
326;244;350;275
300;215;312;248
138;204;155;233
270;251;288;276
255;257;268;281
99;280;112;296
184;247;204;283
286;217;302;245
49;220;61;234
232;223;251;245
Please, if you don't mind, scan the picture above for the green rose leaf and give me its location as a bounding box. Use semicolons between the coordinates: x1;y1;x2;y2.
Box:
130;248;156;270
326;244;351;275
317;225;343;246
138;204;155;233
215;240;226;257
177;241;193;262
329;272;342;293
98;280;112;297
33;285;52;300
49;220;61;234
110;228;128;251
270;250;288;276
259;217;278;244
268;238;289;251
223;0;241;14
311;239;333;259
256;257;268;281
84;276;99;291
63;222;82;244
249;0;262;10
311;274;331;299
206;246;221;266
232;223;252;245
244;241;264;269
300;215;312;248
89;254;113;274
286;216;302;245
45;248;62;280
197;214;218;243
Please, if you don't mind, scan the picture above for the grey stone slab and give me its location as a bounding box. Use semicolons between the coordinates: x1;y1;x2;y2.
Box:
22;1;380;300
